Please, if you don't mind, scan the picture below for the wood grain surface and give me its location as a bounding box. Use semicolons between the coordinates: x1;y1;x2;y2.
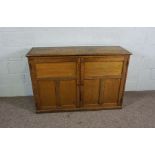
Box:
27;46;131;112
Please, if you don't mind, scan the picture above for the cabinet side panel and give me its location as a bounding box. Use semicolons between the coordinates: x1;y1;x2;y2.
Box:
27;58;41;110
118;55;130;106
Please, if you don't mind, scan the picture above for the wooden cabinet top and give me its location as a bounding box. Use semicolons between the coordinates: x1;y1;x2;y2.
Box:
26;46;131;57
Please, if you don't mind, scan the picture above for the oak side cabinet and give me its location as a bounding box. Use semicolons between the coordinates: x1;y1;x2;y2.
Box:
26;46;131;113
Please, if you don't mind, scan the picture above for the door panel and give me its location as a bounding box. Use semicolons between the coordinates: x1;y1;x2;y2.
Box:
84;61;123;77
36;62;76;78
38;80;57;110
102;79;120;105
59;80;77;108
83;79;100;107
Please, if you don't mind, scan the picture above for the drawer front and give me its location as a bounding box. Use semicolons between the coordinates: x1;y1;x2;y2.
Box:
36;62;77;78
84;60;123;77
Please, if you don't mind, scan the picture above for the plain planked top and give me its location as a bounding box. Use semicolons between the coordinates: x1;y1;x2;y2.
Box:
26;46;132;57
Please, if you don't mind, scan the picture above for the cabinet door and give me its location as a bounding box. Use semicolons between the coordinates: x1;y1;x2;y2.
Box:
81;56;124;108
34;57;79;111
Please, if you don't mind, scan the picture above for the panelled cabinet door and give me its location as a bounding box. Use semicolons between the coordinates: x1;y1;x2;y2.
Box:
81;56;124;108
34;57;79;111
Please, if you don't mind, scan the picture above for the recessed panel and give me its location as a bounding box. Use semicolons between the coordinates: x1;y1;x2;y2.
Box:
59;80;77;108
38;80;56;109
103;79;121;104
84;61;123;77
83;79;100;106
36;62;76;78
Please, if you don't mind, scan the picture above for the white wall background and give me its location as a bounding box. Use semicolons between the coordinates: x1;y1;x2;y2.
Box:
0;27;155;96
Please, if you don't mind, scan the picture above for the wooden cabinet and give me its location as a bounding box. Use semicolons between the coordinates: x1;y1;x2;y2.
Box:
26;46;131;113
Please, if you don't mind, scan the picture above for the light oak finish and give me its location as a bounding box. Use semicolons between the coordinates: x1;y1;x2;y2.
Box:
36;62;76;78
26;46;131;113
37;80;56;110
84;61;123;77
